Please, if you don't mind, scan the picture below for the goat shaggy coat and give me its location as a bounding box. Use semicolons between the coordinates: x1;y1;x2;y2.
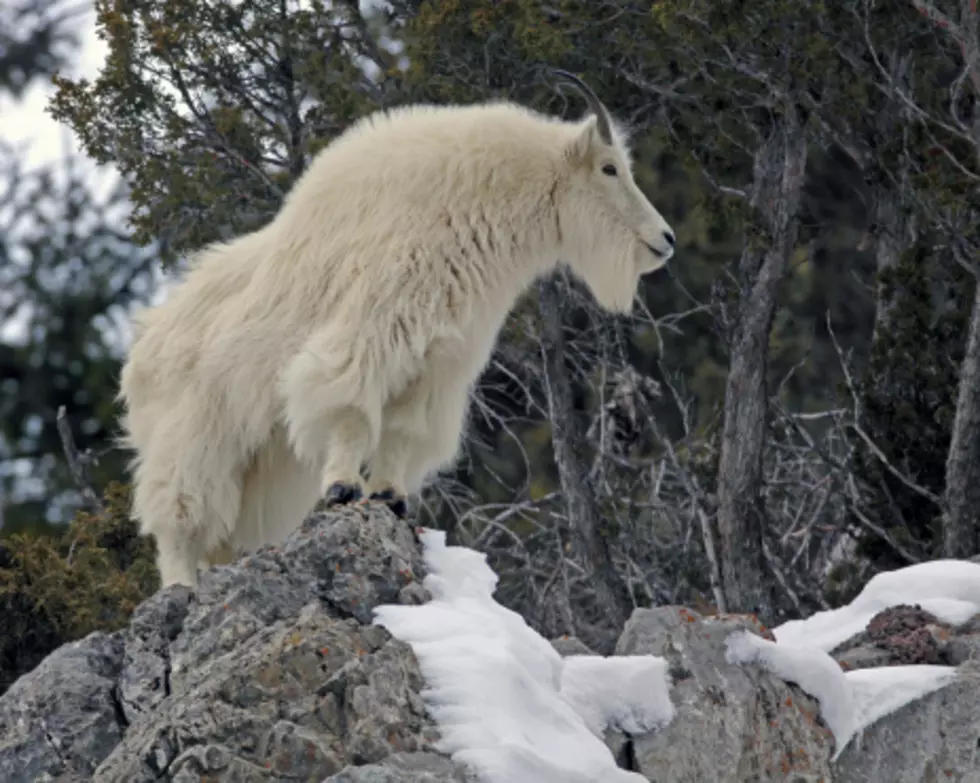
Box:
119;86;676;588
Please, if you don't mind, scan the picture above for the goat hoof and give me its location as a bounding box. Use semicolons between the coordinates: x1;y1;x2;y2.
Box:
368;488;408;519
325;481;363;507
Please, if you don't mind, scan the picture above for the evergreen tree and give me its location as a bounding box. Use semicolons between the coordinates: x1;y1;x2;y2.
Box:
0;1;158;532
0;0;161;696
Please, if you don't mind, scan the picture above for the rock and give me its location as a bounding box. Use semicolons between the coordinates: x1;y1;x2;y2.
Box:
827;607;980;782
831;604;980;673
550;636;595;657
3;499;980;783
946;616;980;665
616;603;980;782
118;586;194;724
0;632;127;782
831;605;957;669
615;607;834;782
326;751;476;781
0;504;470;783
833;661;980;783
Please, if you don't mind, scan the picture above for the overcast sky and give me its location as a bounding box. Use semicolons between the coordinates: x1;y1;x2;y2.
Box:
0;3;111;177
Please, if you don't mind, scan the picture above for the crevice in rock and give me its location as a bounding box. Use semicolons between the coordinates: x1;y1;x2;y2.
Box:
161;646;173;698
314;581;361;621
39;717;66;767
110;683;131;732
622;738;639;771
609;732;639;772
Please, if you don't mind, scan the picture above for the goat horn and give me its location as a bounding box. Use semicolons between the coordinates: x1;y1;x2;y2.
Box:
552;69;614;146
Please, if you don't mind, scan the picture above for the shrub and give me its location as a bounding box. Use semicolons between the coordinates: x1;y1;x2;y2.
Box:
0;481;158;695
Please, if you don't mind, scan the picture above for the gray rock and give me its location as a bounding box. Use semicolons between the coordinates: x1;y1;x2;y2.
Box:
833;643;893;672
4;499;979;783
615;606;834;782
834;661;980;783
617;604;980;783
326;751;477;781
550;636;595;657
0;504;470;783
827;607;980;783
947;616;980;665
831;604;960;671
0;631;126;782
118;585;194;724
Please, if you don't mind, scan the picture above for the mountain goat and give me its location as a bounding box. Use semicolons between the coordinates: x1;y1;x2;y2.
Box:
119;70;676;588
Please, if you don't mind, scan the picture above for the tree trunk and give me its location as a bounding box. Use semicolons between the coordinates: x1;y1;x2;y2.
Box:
715;109;807;619
868;54;915;341
943;281;980;558
537;276;632;636
870;185;915;342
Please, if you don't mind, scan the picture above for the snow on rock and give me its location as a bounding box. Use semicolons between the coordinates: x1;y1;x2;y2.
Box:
772;559;980;653
724;557;980;763
373;529;674;783
559;654;673;738
724;630;858;758
725;630;958;761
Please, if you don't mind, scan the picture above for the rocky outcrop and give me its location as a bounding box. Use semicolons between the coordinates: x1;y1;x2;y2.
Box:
0;505;472;782
614;608;836;781
1;503;978;783
616;605;980;783
832;607;980;783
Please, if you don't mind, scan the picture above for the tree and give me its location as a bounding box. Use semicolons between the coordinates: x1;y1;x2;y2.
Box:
0;481;159;696
906;0;980;559
0;0;84;98
0;0;162;695
0;147;158;532
50;0;399;264
0;0;159;531
837;0;980;562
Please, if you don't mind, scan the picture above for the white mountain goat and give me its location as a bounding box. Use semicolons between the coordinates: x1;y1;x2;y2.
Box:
118;71;676;588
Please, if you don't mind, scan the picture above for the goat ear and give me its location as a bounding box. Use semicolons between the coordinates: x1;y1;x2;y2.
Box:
567;115;600;163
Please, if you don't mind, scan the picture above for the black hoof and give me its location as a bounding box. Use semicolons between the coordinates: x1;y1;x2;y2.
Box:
369;488;408;519
325;481;363;507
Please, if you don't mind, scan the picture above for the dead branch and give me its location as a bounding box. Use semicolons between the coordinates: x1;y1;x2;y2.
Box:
55;406;106;517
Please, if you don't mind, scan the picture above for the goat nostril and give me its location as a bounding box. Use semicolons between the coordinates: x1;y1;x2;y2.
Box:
663;230;676;248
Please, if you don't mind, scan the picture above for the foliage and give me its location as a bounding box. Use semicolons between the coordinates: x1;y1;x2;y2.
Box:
0;0;160;532
0;481;159;696
854;245;972;567
0;0;83;99
49;0;393;265
0;149;157;532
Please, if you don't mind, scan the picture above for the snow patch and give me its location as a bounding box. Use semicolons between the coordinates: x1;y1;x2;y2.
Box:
725;630;957;760
373;529;674;783
560;654;673;738
726;558;978;760
772;559;980;653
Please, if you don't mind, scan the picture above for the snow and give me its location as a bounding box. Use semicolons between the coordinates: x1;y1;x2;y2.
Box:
772;559;980;652
374;531;976;776
560;654;673;738
724;558;979;760
373;529;674;783
725;630;958;761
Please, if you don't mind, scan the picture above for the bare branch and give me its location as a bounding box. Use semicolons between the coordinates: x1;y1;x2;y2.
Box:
55;406;106;517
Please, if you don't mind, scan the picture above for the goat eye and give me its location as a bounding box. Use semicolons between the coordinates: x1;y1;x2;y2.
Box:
601;163;617;177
